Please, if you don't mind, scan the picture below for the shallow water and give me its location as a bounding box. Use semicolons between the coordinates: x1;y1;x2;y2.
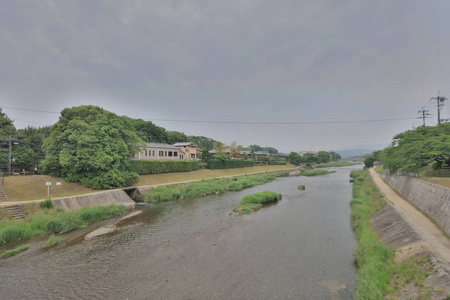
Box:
0;166;361;299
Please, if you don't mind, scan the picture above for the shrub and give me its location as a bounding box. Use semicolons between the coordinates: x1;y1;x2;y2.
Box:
130;160;199;175
0;226;30;245
40;199;54;209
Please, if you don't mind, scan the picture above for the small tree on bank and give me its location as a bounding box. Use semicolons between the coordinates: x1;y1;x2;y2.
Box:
41;105;142;189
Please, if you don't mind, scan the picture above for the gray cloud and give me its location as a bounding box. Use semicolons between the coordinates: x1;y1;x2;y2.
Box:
1;0;450;152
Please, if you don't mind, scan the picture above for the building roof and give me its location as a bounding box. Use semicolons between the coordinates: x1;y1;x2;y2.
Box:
144;142;180;150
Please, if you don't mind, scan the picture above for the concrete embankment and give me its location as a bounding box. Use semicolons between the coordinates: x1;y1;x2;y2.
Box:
51;189;136;210
381;174;450;236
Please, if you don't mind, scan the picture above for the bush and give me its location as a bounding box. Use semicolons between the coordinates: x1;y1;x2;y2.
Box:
207;160;254;169
130;160;199;175
0;226;30;245
40;199;54;209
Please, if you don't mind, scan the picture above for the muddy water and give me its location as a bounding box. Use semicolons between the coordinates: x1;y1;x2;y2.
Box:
0;166;360;299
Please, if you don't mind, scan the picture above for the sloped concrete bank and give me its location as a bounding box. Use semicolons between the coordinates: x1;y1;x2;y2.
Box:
51;189;136;211
381;174;450;236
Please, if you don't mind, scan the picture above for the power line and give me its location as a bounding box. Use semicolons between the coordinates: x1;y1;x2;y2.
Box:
1;105;416;125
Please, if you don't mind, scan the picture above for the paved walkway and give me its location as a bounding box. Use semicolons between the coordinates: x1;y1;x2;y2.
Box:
369;168;450;262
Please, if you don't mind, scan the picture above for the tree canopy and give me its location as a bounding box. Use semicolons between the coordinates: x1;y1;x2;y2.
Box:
41;105;142;189
381;123;450;172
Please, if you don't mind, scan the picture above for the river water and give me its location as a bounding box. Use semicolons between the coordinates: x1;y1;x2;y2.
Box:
0;166;360;299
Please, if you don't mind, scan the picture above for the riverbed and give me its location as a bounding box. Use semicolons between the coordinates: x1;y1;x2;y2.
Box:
0;166;360;299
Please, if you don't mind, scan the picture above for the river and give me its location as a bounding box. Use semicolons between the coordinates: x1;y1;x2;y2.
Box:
0;166;360;299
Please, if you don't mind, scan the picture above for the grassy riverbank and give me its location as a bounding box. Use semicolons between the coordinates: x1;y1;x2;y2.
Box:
350;170;439;299
143;171;289;202
0;204;125;246
1;165;294;202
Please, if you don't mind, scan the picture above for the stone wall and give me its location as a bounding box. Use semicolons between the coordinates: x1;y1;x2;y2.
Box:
381;174;450;236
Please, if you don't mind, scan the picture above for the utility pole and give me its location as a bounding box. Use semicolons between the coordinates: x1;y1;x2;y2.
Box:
8;134;11;174
430;91;448;124
417;108;430;126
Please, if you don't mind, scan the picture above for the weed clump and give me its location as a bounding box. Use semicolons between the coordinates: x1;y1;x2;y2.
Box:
46;234;61;247
297;185;305;190
233;191;282;215
40;199;54;209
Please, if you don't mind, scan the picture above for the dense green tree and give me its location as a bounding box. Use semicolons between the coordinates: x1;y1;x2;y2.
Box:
318;151;331;163
286;152;304;165
329;151;341;161
166;131;187;144
248;144;262;152
303;152;319;164
0;108;16;140
41;105;142;189
382;123;450;172
16;126;51;168
263;147;278;154
200;149;213;162
128;118;168;143
187;136;217;150
0;144;34;171
213;141;227;154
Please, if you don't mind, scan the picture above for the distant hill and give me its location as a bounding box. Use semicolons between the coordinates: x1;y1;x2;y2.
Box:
334;149;375;158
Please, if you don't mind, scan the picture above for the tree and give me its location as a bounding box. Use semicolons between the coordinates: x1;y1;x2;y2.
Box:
318;151;331;163
329;151;341;161
41;105;142;189
16;126;51;168
213;141;227;154
304;153;319;164
187;136;217;150
229;141;243;158
166;131;187;144
200;149;212;162
128;118;168;143
287;152;304;165
381;123;450;172
0;108;15;140
263;147;278;154
248;144;262;152
364;154;377;169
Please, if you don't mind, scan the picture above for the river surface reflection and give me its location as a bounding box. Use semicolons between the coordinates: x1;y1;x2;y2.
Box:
0;166;361;299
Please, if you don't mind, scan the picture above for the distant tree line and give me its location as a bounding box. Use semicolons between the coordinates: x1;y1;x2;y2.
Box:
286;151;341;166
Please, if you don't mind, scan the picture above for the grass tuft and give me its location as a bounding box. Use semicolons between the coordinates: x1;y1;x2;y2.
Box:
0;245;29;259
297;185;305;190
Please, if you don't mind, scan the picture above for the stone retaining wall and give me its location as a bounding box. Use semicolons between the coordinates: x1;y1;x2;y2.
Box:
52;189;136;211
381;174;450;236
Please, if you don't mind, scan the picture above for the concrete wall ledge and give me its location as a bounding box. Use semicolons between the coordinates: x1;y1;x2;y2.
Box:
381;174;450;236
52;189;136;211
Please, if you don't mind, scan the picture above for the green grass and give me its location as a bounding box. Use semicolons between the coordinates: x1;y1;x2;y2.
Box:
297;185;305;190
314;162;357;168
0;205;126;246
143;171;289;202
0;245;29;259
374;165;386;173
46;234;61;247
350;170;438;299
302;170;336;176
233;191;282;215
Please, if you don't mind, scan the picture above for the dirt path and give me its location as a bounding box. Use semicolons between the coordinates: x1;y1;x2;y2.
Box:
369;169;450;262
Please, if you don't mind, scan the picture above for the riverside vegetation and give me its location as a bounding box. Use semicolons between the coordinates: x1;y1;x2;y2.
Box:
301;170;336;176
233;191;282;215
143;171;289;202
0;203;126;246
350;170;442;299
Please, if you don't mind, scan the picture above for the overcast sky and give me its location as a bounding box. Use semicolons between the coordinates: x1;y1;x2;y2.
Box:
1;0;450;153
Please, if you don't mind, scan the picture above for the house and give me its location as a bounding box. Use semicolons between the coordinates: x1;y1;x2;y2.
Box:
132;143;188;160
173;142;198;160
